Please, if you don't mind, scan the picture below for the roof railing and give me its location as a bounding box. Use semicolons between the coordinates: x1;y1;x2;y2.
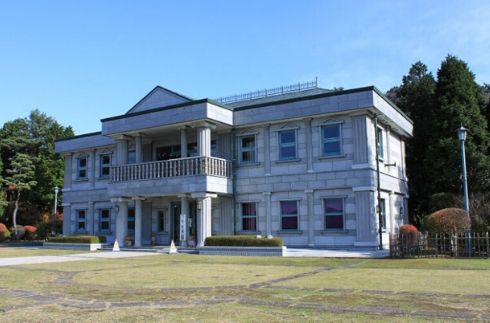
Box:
214;77;318;105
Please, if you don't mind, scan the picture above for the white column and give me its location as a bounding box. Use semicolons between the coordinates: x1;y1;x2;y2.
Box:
306;190;315;246
179;194;189;247
116;139;128;165
197;126;212;157
90;149;96;187
64;153;73;189
114;199;128;247
305;119;314;173
88;202;95;235
134;134;143;163
389;192;395;235
264;125;271;176
263;192;272;236
62;203;71;235
180;127;188;158
194;193;216;247
134;197;144;247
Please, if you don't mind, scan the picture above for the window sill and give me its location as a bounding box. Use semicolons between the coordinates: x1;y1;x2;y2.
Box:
238;162;261;167
237;231;262;235
320;229;348;235
74;178;89;182
318;154;345;160
156;231;169;235
98;176;110;181
274;158;302;164
277;230;303;235
98;231;112;235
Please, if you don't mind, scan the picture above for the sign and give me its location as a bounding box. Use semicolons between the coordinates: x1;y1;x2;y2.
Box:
179;214;186;241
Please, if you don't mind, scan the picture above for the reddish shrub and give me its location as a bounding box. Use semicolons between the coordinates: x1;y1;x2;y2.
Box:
399;224;418;233
0;223;10;242
426;208;470;234
24;225;37;234
10;225;25;239
0;223;7;233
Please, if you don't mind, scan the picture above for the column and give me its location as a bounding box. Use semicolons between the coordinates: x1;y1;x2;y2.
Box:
263;192;272;236
90;149;96;187
264;125;271;175
304;119;314;173
62;203;71;235
389;192;395;235
134;134;143;163
306;190;315;246
194;193;216;247
179;194;189;247
64;153;72;189
88;202;95;235
197;125;212;156
116;138;128;165
180;127;188;158
134;197;144;247
113;199;128;247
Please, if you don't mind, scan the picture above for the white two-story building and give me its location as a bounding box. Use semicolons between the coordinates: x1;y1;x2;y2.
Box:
55;81;412;249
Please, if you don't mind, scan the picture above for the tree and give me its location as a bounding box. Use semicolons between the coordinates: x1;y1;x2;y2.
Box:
395;62;437;224
2;153;37;238
428;55;490;196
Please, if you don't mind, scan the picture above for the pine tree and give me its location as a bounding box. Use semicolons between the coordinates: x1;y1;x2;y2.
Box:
428;55;490;197
396;62;437;224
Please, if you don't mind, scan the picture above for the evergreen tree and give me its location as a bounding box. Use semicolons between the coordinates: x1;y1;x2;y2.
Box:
396;62;436;224
428;55;490;198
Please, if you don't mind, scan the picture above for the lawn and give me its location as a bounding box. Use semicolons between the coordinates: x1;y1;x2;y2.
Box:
0;251;488;322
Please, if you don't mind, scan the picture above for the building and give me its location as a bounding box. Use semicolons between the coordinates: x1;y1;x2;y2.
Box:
55;81;412;249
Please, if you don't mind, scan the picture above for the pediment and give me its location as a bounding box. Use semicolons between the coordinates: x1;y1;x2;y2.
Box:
126;86;192;114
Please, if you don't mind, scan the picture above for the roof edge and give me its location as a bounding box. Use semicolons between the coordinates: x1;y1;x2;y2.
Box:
125;85;194;114
55;131;103;143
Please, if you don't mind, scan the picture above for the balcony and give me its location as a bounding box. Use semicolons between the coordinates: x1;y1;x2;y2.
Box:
110;156;231;183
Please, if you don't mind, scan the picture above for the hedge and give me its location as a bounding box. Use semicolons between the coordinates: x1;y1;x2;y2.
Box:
48;235;107;244
205;235;283;247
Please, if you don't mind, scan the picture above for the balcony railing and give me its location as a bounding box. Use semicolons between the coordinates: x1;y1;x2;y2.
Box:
110;156;231;183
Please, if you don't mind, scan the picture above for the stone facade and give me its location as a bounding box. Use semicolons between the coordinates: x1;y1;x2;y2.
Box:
55;85;412;249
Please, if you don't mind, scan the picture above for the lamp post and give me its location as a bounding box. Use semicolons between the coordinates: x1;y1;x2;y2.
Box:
457;125;471;256
53;186;59;235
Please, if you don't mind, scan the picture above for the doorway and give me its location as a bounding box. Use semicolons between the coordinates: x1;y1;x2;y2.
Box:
170;201;197;246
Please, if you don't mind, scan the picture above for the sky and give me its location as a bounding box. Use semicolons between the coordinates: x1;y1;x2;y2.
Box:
0;0;489;135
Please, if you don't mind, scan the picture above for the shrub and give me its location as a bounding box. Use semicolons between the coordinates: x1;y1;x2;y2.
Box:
10;225;25;239
47;235;107;244
24;225;37;240
36;223;53;240
205;235;283;247
426;208;471;234
399;224;418;233
0;223;10;242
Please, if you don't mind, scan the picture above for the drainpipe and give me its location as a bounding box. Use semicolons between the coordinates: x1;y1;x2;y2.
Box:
374;115;383;250
231;129;237;235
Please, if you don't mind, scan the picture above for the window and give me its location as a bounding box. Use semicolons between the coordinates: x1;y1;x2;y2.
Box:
157;211;165;232
240;135;256;163
379;198;387;230
156;145;181;160
278;130;297;160
241;202;257;231
99;209;111;232
322;124;342;156
324;198;344;229
76;210;86;231
280;201;298;230
211;139;217;157
77;156;88;179
128;208;135;232
127;150;136;164
100;154;111;178
376;127;384;160
187;140;217;157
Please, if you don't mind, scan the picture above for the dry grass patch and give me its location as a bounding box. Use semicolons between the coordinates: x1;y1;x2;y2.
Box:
0;247;84;258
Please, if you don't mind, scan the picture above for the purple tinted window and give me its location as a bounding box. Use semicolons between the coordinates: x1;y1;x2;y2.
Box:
281;201;298;230
242;202;257;231
242;217;256;231
324;198;344;229
281;201;297;215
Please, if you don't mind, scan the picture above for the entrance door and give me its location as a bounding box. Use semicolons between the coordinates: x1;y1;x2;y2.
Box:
171;202;181;245
171;201;197;247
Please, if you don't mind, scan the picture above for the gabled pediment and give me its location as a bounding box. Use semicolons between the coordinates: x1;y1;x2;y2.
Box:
126;86;192;114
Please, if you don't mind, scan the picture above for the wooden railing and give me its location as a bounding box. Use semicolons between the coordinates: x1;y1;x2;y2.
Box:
390;232;490;258
110;156;231;182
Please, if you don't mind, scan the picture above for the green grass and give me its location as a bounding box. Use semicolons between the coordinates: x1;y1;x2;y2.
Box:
0;247;84;258
0;251;488;321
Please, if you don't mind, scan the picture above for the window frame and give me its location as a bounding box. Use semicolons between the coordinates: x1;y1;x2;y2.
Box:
77;155;88;180
127;207;135;233
99;154;111;179
241;202;257;231
76;209;87;232
98;208;111;233
323;198;345;230
321;123;343;157
239;135;257;164
376;127;384;161
278;129;297;160
280;200;299;231
379;198;387;230
157;210;166;233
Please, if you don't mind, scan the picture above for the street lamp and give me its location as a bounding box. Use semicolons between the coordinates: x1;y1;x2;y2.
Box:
457;126;469;213
53;186;59;235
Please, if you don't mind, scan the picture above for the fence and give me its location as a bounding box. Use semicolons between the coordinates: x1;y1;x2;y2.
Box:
390;232;490;258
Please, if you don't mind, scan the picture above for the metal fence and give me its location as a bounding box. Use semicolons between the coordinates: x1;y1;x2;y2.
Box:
390;232;490;258
214;78;318;105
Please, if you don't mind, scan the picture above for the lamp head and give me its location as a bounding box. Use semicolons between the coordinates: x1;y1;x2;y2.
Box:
457;125;467;141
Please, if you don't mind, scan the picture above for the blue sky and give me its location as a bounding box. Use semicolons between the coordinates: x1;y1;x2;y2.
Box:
1;0;489;135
